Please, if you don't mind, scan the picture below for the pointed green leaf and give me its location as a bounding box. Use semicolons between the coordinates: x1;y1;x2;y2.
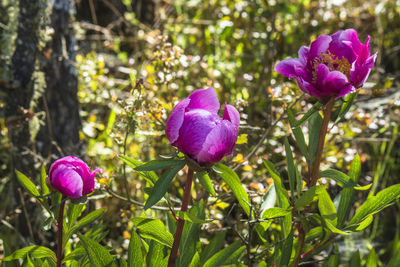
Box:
65;208;105;247
278;230;293;267
284;138;295;198
366;248;377;267
318;188;337;226
319;169;370;190
128;230;143;267
200;231;227;264
337;154;361;227
40;165;49;195
213;163;250;215
188;252;201;267
134;159;184;171
308;111;322;164
67;204;85;229
260;184;276;215
15;170;40;197
132;218;173;247
196;171;216;197
293;102;322;127
295;186;325;211
144;161;186;209
79;235;115;267
177;201;205;267
349;184;400;226
203;240;242;267
334;91;358;123
146;240;164;267
223;246;246;265
119;155;158;185
261;207;291;219
3;246;56;262
349;250;361;267
287;109;309;161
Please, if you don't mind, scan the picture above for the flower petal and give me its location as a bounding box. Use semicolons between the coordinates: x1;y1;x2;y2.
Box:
329;29;358;63
322;70;353;98
187;87;220;114
49;156;91;179
83;168;102;195
175;109;220;158
309;35;331;60
274;58;305;79
223;104;240;130
51;165;83;198
350;53;376;88
298;46;310;65
196;120;237;163
165;98;191;144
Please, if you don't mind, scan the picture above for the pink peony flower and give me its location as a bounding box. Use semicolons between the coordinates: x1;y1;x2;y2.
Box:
165;87;240;164
48;156;102;198
275;29;377;99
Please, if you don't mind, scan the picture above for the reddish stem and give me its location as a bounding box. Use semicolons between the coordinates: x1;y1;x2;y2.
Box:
309;97;335;187
57;199;66;267
301;235;336;259
167;168;194;267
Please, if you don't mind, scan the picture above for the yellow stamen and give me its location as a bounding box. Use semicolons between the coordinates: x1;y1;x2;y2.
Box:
312;51;351;83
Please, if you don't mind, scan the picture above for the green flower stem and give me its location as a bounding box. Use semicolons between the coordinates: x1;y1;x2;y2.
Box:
168;167;194;267
57;198;66;267
309;97;335;187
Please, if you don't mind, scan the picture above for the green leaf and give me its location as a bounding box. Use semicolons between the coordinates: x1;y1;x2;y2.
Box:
128;230;143;267
263;160;291;238
213;163;250;215
132;217;173;247
355;215;373;231
79;235;115;267
176;211;207;224
144;161;186;209
349;250;361;267
67;204;85;229
334;91;358;123
366;248;377;267
337;154;361;227
203;240;242;267
134;159;185;172
3;246;56;262
318;188;337;226
293;102;322;128
188;252;201;267
65;208;105;247
284;138;295;198
263;160;290;201
318;169;370;190
200;231;226;264
40;165;49;195
287;109;309;161
325;220;350;235
177;201;205;267
223;246;246;265
63;247;85;262
308;111;322;164
261;207;291;219
278;230;293;267
348;184;400;227
146;240;164;267
295;186;325;211
15;170;40;197
196;171;216;197
119;155;158;185
260;184;276;215
323;244;339;267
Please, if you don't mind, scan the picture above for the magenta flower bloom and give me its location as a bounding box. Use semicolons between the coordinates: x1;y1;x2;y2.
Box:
48;156;102;199
275;29;376;99
166;87;240;164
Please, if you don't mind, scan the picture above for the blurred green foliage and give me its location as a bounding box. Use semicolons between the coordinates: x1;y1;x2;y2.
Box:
1;0;400;265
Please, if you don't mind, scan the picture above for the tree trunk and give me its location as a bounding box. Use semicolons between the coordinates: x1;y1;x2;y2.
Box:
37;0;84;159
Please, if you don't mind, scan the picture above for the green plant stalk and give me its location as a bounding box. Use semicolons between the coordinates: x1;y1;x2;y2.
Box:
292;222;305;267
57;198;66;267
167;167;193;267
309;97;335;187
